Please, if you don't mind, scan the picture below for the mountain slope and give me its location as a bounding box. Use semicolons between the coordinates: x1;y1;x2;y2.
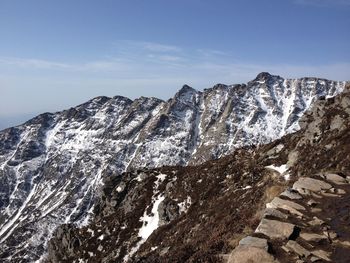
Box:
0;73;346;262
46;84;350;263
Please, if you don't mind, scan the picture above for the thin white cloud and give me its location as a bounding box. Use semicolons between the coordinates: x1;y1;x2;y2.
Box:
114;40;182;53
196;49;228;57
0;40;349;88
0;57;71;70
141;42;182;53
0;57;129;72
293;0;350;6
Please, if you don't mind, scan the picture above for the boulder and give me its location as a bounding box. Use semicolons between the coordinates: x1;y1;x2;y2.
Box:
285;240;311;258
293;177;332;193
310;256;321;262
280;188;303;200
308;216;325;226
264;208;288;219
238;236;269;251
337;189;346;194
311;250;331;261
266;197;305;217
228;246;278;263
322;173;347;185
300;232;328;242
255;219;296;239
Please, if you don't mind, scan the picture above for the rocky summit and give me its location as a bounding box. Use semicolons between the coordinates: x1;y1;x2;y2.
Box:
0;73;348;262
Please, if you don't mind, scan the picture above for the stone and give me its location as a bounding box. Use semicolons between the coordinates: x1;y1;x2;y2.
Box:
158;198;180;225
322;173;347;185
297;188;312;196
311;250;331;261
310;256;321;262
280;188;303;200
293;177;332;193
285;240;311;258
263;208;288;219
308;217;325;226
300;232;328;242
255;219;296;239
324;230;337;240
281;245;290;253
335;240;350;247
311;208;322;213
307;199;318;207
320;192;340;198
228;246;279;263
346;176;350;183
238;236;269;251
266;197;305;217
311;192;323;198
337;188;346;194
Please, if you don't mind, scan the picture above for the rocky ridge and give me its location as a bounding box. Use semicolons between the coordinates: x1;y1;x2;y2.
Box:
0;73;347;262
44;84;350;262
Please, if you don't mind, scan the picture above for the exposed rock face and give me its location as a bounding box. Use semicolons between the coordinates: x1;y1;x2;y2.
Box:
0;74;347;261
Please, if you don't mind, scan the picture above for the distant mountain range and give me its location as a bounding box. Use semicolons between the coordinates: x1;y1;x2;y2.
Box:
0;73;347;262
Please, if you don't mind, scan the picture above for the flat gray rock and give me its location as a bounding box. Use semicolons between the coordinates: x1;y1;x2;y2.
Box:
239;236;269;251
255;219;295;239
300;232;328;242
280;188;303;200
266;197;305;216
264;208;289;219
293;177;332;193
311;250;331;261
308;216;325;226
228;246;279;263
285;240;311;258
321;173;347;185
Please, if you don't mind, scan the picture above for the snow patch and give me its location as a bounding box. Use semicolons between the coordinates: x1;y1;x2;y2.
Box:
138;194;165;240
266;164;290;180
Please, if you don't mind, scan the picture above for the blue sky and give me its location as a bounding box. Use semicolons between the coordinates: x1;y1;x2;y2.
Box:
0;0;349;129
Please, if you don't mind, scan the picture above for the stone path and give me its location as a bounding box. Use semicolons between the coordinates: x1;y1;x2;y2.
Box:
228;173;350;263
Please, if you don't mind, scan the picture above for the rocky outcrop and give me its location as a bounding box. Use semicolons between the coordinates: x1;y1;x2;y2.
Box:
228;173;350;262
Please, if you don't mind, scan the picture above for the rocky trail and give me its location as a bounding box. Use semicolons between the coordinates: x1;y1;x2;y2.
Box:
228;173;350;263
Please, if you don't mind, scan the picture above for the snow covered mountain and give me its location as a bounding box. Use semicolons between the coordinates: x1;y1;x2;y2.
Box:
46;82;350;263
0;73;346;262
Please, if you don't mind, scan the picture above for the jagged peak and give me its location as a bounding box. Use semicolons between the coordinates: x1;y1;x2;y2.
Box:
203;83;229;93
253;72;282;82
133;96;164;104
172;84;200;103
112;95;133;103
179;84;197;94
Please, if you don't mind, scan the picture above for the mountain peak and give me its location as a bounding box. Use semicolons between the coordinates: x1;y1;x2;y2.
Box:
254;72;272;81
180;84;196;92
